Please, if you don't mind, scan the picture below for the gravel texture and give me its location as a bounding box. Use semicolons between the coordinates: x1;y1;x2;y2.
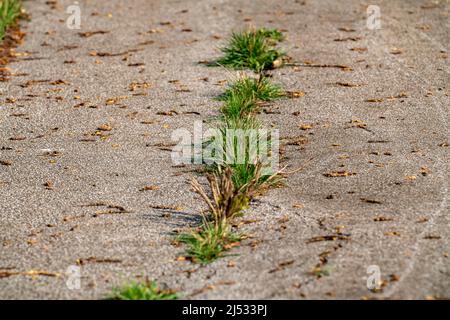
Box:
0;0;449;299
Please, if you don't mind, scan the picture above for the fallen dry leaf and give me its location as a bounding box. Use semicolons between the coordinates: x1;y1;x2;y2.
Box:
0;269;60;279
0;160;12;166
323;170;356;177
140;185;159;191
76;257;122;265
98;123;112;131
78;31;109;38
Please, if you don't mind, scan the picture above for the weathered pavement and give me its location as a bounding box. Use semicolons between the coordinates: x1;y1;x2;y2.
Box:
0;0;449;299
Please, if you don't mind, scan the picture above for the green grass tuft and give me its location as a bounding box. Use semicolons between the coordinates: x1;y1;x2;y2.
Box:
228;162;280;191
109;280;178;300
218;76;284;105
219;90;257;119
256;28;285;42
215;29;284;72
0;0;22;41
204;117;281;190
178;221;242;264
181;26;286;266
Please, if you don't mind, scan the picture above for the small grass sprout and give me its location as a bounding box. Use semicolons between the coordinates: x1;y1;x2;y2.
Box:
109;280;178;300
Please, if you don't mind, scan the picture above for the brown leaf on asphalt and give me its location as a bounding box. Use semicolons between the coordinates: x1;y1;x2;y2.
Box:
49;79;70;85
365;98;384;103
129;81;151;91
268;260;295;273
286;90;305;98
334;36;362;42
105;96;128;105
92;209;124;216
176;87;191;92
272;58;283;69
223;242;240;250
299;124;313;130
140;185;159;191
348;118;368;129
389;274;400;282
335;82;363;87
175;256;190;262
56;44;79;52
231;219;261;228
27;238;38;245
306;234;350;243
373;216;393;222
81;202;129;213
338;27;356;32
128;62;145;67
227;261;236;268
183;111;201;115
350;47;367;52
190;285;215;297
89;48;142;57
420;3;440;9
76;257;122;265
140;119;156;125
0;160;12;166
149;204;183;211
0;269;60;279
361;198;382;204
416;24;431;31
20;79;51;87
137;40;155;46
424;235;441;240
285;136;308;146
390;47;403;55
420;166;431;176
9;136;26;141
43;181;53;190
365;92;407;103
249;239;263;250
384;231;401;237
298;62;353;71
157;110;178;116
323;170;356;177
97;123;112;131
190;281;235;296
78;31;109;38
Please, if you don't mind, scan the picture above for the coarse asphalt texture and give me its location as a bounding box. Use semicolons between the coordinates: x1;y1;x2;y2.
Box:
0;0;449;299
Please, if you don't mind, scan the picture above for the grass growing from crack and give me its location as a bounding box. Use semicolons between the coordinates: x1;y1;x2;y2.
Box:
178;28;286;265
204;115;281;190
178;165;280;264
219;89;257;119
109;280;178;300
178;220;242;264
256;28;285;42
0;0;22;41
218;75;284;106
215;28;285;72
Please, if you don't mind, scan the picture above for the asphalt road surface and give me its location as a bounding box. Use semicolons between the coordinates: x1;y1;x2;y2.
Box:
0;0;449;299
